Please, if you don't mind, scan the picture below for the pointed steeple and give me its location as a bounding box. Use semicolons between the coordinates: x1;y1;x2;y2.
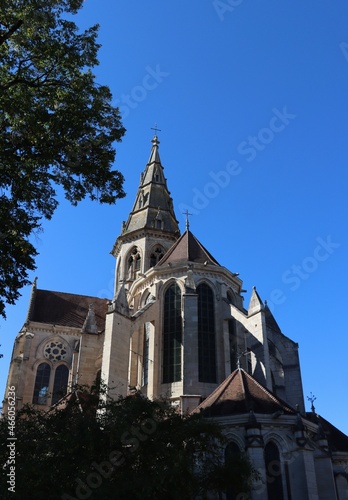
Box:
81;304;98;334
248;286;264;316
118;135;179;239
113;284;129;317
25;276;38;323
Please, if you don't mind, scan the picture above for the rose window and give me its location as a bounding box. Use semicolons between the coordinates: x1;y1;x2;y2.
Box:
44;341;67;361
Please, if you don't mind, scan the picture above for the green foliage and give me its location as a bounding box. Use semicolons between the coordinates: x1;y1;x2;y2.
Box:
0;0;126;317
0;389;256;499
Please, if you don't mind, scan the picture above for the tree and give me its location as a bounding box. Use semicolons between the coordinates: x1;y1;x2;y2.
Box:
0;0;126;317
0;390;256;499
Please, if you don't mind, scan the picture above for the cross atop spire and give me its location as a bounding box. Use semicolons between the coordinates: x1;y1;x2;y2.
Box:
182;209;192;230
151;122;161;136
307;392;317;413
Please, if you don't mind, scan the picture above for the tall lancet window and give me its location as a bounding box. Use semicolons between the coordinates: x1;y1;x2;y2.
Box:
163;284;182;383
127;247;141;280
225;442;242;500
197;283;216;383
142;322;150;386
264;441;284;500
33;363;51;405
52;365;69;405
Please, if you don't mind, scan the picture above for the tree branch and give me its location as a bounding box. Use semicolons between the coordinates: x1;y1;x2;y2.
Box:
0;20;24;46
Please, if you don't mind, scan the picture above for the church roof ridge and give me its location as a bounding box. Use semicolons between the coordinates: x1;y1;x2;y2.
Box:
34;287;109;302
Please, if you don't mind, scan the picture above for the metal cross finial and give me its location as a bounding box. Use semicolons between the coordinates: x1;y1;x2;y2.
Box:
151;123;161;136
307;392;317;413
182;209;192;230
236;348;248;369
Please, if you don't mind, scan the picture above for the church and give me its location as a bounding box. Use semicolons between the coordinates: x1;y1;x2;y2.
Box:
3;135;348;499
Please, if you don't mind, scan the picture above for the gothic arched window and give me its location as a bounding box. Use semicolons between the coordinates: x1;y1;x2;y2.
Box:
127;247;141;280
142;322;150;386
227;290;236;305
197;283;216;383
150;246;165;267
264;441;284;500
33;363;51;405
52;365;69;405
225;442;241;500
163;284;182;383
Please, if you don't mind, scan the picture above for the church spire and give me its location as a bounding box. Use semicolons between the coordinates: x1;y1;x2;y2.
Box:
148;134;161;164
117;134;179;239
111;135;180;286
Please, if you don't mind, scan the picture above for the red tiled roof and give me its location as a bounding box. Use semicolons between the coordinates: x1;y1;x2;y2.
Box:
30;289;108;332
158;230;220;266
194;368;295;416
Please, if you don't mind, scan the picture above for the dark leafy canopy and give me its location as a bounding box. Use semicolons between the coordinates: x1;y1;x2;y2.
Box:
0;0;126;317
0;390;256;499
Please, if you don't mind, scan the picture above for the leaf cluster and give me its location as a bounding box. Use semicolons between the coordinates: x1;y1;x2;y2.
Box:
0;388;256;499
0;0;126;317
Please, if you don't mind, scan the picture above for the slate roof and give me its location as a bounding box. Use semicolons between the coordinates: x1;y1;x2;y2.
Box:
305;412;348;452
29;289;108;332
194;368;296;417
264;303;282;333
158;229;220;266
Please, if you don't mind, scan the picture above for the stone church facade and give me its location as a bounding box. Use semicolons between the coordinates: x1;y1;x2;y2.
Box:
3;136;348;499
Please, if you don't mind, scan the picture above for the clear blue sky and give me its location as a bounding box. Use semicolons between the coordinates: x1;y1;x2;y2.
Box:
1;0;348;434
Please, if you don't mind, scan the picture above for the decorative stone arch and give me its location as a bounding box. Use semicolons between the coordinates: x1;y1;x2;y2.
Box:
226;288;238;306
32;357;53;373
140;288;151;307
35;335;72;363
161;277;185;297
195;277;220;301
263;431;291;500
223;430;245;452
263;431;290;454
148;243;166;268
